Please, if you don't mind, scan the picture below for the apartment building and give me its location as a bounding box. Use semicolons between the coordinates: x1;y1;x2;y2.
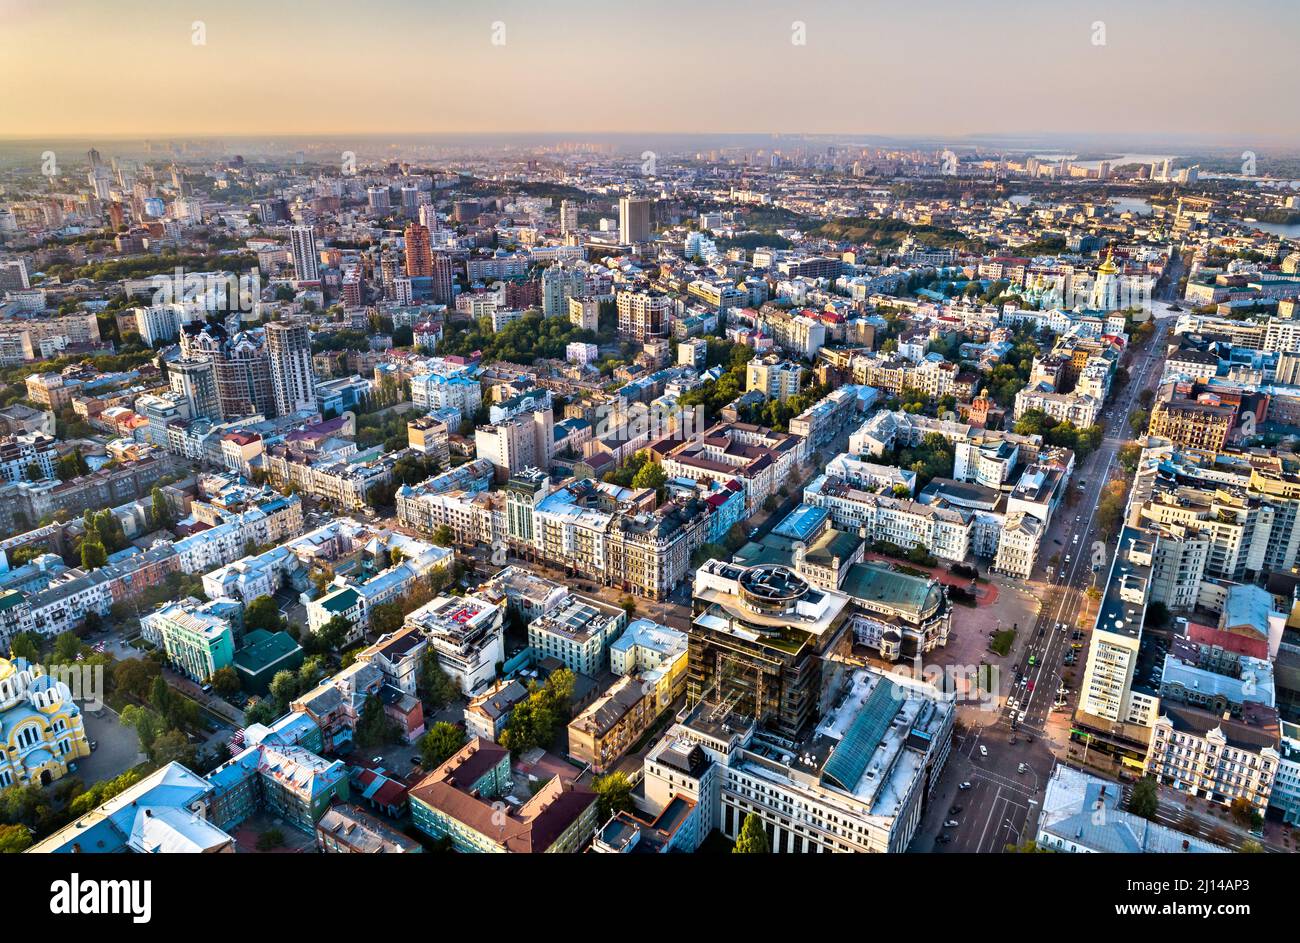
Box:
507;477;707;601
745;355;802;402
316;804;423;853
567;675;660;773
788;386;876;451
409;738;597;853
475;406;553;482
140;596;240;683
616;289;671;342
1078;527;1157;726
1146;702;1281;812
758;306;827;359
1149;384;1236;451
805;474;972;562
265;445;396;511
661;421;805;513
609;618;688;705
1014;386;1103;428
409;371;482;422
1132;444;1300;593
0;432;56;483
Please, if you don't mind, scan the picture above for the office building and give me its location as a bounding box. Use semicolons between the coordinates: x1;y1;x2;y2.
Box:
640;665;953;853
527;593;627;676
618;196;652;244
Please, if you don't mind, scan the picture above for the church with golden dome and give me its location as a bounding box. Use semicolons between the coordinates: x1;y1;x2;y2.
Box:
0;657;91;789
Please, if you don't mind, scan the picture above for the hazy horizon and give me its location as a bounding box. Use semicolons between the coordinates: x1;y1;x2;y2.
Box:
3;0;1297;145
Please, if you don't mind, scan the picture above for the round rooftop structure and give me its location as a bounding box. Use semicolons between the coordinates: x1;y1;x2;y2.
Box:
738;564;811;616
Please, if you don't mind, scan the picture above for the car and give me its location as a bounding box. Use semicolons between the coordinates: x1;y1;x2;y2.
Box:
1017;763;1028;774
1059;571;1066;580
944;819;960;828
1037;627;1045;638
371;755;383;764
1027;680;1035;691
936;834;952;844
1064;554;1071;563
1072;534;1079;544
958;781;972;790
747;528;760;539
948;805;963;815
978;745;988;757
89;740;98;751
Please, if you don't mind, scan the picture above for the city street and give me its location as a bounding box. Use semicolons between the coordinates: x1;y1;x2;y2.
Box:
914;312;1172;851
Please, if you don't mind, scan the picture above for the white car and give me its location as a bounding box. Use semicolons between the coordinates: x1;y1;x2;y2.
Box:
979;745;988;757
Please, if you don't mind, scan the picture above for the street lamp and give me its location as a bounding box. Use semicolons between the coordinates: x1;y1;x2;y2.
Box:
1004;818;1022;845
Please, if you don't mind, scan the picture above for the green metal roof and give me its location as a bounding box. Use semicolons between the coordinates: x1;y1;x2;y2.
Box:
821;679;899;793
321;587;361;613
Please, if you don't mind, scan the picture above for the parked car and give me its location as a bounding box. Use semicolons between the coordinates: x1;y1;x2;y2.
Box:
944;819;960;828
958;781;973;790
978;745;988;757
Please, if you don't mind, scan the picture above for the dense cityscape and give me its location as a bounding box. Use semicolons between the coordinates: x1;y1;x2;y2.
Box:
1;15;1298;919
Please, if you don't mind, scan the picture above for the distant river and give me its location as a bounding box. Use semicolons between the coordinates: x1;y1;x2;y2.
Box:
1009;194;1152;216
1237;219;1300;239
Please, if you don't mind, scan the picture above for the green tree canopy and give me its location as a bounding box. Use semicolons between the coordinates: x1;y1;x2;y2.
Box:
733;812;770;853
244;595;282;633
419;722;467;769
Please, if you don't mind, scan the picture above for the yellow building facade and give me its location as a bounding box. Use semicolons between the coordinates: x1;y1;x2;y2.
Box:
0;657;91;788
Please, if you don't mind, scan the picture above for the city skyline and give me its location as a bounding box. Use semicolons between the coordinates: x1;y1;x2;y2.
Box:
2;0;1298;143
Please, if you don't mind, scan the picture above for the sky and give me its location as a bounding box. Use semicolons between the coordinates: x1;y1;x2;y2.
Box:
2;0;1297;146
